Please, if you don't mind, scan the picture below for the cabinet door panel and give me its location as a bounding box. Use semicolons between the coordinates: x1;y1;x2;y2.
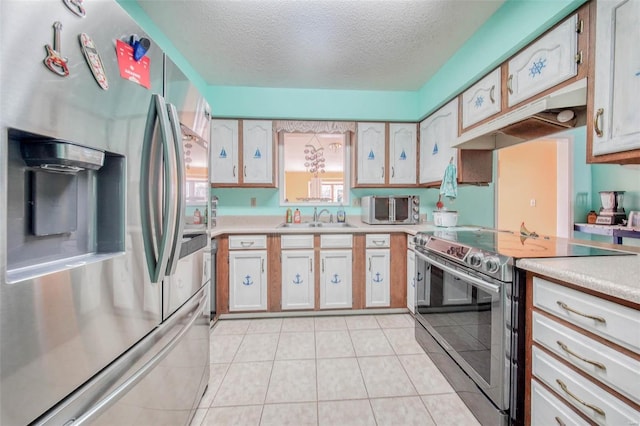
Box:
419;99;458;185
320;250;352;309
388;123;417;185
592;0;640;156
406;249;415;313
461;68;501;128
365;249;390;307
357;122;386;185
229;251;267;311
210;119;238;184
281;250;315;310
507;15;578;107
242;120;273;184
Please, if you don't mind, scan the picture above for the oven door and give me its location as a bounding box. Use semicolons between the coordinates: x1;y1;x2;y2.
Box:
414;249;510;410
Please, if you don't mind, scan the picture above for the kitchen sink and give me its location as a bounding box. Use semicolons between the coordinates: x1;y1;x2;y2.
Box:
277;222;356;229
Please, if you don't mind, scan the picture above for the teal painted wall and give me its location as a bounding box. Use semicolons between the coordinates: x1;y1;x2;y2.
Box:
122;0;638;237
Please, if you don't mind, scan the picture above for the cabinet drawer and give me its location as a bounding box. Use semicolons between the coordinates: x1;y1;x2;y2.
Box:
531;379;590;426
281;234;314;249
532;346;640;426
533;277;640;353
533;312;640;405
366;234;390;248
320;234;353;249
228;235;267;250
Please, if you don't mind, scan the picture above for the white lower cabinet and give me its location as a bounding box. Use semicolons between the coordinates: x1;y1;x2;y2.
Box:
406;248;415;313
365;248;390;307
530;380;590;426
281;250;315;310
228;250;267;311
532;346;639;426
320;250;352;309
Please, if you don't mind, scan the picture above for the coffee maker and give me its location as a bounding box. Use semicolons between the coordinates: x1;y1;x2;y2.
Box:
595;191;627;225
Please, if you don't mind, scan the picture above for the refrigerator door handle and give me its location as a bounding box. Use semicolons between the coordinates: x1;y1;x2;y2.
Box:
140;94;178;283
65;290;207;426
165;103;186;274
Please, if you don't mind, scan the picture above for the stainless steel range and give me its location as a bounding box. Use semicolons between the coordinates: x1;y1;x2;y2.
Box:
412;228;631;426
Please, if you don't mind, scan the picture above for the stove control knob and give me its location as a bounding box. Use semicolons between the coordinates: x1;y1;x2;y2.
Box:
467;253;483;267
483;257;501;274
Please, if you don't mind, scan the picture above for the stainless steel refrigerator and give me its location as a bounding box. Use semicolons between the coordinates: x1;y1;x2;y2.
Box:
0;1;211;425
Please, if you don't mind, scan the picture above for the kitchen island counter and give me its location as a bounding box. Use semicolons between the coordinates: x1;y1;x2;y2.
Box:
517;251;640;305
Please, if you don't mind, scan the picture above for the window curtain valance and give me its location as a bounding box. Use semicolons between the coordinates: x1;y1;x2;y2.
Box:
274;120;356;134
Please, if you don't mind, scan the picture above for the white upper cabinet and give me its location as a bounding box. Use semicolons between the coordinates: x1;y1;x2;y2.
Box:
242;120;274;185
356;122;386;185
507;14;578;107
419;98;459;185
461;68;502;129
591;0;640;157
388;123;417;185
211;119;239;184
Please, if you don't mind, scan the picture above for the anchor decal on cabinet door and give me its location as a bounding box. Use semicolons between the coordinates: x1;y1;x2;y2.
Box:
292;273;303;285
330;274;341;284
373;272;383;283
242;275;253;286
413;271;423;288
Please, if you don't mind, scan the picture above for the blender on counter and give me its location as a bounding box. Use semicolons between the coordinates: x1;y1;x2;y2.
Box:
596;191;627;225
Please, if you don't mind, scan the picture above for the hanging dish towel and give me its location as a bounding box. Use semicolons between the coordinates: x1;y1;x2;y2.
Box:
440;161;457;199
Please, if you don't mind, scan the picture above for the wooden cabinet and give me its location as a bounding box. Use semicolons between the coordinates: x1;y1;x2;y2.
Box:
228;235;267;311
210;119;275;186
461;68;502;129
419;99;459;185
210;119;239;184
526;275;640;425
388;123;417;185
506;14;579;107
588;0;640;163
355;122;417;187
365;234;390;307
355;122;386;185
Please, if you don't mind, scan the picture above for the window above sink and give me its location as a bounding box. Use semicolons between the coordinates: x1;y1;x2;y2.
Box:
277;121;353;207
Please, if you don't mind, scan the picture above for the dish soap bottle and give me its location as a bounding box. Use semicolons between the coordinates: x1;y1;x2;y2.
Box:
336;204;346;223
193;208;202;225
293;208;301;223
285;208;293;223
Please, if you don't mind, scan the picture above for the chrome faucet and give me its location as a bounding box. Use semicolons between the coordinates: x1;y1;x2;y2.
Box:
313;207;332;223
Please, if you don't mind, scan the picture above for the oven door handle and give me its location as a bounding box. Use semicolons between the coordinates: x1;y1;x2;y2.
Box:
415;250;501;294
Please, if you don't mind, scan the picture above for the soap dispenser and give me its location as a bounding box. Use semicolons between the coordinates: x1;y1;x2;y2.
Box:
293;208;301;223
336;204;346;223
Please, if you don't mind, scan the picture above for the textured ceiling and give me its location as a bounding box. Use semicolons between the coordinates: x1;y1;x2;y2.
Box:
138;0;506;91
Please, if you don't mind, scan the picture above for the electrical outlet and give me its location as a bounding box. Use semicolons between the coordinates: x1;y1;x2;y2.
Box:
353;197;361;207
530;199;536;207
250;197;257;207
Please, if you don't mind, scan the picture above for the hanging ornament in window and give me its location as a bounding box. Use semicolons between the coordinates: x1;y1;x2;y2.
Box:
303;135;326;177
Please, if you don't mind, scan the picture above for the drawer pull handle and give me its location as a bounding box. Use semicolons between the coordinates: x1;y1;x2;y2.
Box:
556;340;606;371
556;301;606;323
594;108;604;137
240;241;255;247
507;75;513;94
555;417;566;426
489;85;496;104
372;240;386;246
556;379;605;416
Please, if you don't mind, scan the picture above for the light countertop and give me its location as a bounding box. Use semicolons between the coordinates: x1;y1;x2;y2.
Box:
211;216;640;305
210;215;438;237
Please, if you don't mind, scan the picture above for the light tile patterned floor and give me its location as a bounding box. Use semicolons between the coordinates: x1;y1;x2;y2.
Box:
190;314;480;426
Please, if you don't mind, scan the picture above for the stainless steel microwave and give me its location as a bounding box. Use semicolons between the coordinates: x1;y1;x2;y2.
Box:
361;195;420;224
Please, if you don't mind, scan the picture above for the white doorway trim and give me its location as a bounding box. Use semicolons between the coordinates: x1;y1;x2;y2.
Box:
556;137;572;238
